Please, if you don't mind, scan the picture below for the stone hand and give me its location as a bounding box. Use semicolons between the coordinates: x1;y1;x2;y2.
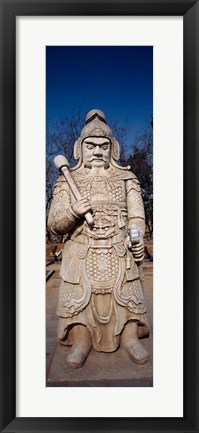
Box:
131;237;144;262
72;198;92;217
129;225;144;262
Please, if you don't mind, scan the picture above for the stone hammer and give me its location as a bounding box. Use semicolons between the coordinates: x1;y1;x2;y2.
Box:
54;155;94;228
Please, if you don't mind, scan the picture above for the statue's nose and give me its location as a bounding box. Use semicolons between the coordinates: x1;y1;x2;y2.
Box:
93;145;102;156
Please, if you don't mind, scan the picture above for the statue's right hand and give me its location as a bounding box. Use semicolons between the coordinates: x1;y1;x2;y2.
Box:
71;198;92;217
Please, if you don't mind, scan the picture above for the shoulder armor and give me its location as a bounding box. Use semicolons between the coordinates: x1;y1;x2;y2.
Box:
110;167;137;181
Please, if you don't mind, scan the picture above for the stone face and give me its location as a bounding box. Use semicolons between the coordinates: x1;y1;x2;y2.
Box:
47;109;151;370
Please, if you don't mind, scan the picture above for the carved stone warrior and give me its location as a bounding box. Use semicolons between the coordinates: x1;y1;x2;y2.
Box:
48;109;150;368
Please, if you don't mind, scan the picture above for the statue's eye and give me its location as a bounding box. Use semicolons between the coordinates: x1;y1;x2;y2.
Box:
86;144;94;149
102;145;108;150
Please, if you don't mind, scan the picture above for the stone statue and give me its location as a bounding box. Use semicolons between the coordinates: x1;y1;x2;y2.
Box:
48;109;150;369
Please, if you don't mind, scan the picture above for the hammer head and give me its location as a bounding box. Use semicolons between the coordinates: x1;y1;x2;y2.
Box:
54;155;69;172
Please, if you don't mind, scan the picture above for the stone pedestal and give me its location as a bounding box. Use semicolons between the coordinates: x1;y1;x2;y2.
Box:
47;337;153;387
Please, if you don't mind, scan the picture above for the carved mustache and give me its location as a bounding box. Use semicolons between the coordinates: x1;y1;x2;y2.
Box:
87;157;106;161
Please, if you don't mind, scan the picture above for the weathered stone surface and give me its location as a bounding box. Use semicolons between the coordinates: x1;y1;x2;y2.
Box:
46;260;153;384
47;109;152;371
47;340;153;387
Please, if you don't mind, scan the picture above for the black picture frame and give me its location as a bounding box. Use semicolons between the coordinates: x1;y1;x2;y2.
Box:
0;1;198;432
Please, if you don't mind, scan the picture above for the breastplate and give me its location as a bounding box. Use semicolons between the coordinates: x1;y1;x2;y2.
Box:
75;175;125;202
73;175;128;293
76;175;127;237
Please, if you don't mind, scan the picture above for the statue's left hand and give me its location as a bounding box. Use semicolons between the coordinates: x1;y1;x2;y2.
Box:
131;236;145;262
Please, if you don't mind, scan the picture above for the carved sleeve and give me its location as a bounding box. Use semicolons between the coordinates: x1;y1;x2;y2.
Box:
47;176;79;235
126;178;145;236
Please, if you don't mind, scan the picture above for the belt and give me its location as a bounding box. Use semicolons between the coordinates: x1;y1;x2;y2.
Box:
71;231;127;246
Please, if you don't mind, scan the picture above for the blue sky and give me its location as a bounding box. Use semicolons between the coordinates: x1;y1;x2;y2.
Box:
46;46;153;144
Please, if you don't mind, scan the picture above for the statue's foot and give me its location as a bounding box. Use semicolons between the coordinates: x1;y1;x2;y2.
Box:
66;324;92;368
122;338;149;365
121;321;149;364
66;344;91;369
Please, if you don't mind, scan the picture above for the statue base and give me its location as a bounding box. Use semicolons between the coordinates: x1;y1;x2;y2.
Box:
47;338;153;387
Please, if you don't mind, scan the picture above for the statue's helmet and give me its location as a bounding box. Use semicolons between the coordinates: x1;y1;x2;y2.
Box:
74;109;120;163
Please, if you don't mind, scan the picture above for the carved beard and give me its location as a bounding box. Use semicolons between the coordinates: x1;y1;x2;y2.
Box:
87;165;109;175
83;157;110;174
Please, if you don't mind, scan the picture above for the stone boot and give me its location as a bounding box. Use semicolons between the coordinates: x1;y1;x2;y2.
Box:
121;321;149;365
66;324;92;369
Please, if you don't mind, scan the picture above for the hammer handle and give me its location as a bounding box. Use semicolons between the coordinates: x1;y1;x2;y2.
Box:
61;166;94;227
